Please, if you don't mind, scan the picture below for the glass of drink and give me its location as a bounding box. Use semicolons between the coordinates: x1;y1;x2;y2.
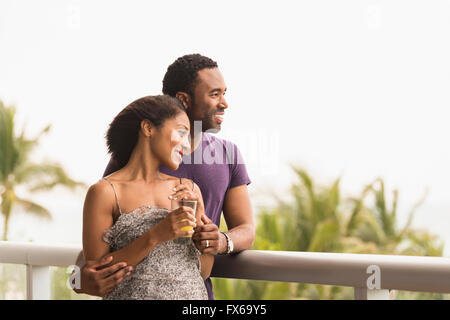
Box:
171;199;197;237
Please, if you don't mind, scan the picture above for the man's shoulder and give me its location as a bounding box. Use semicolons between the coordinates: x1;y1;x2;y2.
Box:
203;132;246;166
203;132;239;149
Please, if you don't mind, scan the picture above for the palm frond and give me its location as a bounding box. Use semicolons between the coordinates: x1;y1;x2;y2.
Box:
307;219;341;252
351;207;387;245
398;188;429;239
345;182;373;236
15;198;52;219
399;229;444;257
24;163;86;192
327;177;341;220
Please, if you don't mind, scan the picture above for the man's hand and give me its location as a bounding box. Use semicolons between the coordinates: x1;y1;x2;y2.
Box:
73;255;133;297
192;215;226;255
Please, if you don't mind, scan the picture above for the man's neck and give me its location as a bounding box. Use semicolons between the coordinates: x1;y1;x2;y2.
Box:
190;131;203;153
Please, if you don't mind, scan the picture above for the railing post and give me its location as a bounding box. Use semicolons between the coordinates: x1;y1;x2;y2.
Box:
354;287;391;300
26;265;50;300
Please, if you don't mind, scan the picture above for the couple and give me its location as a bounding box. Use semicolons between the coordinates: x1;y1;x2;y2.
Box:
77;54;255;300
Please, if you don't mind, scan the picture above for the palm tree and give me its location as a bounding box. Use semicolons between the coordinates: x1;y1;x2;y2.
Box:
214;167;354;299
0;100;85;241
212;166;445;300
347;177;443;257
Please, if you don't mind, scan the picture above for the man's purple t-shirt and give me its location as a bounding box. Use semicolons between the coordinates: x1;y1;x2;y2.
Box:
103;132;251;300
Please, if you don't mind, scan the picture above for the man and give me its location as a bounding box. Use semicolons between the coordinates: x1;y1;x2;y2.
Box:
73;54;255;300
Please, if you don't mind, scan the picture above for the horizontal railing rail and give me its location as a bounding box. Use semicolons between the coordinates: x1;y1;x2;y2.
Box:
1;241;450;299
213;250;450;295
0;241;82;267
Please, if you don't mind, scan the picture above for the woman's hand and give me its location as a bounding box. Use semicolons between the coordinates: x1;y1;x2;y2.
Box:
169;180;205;221
149;206;197;244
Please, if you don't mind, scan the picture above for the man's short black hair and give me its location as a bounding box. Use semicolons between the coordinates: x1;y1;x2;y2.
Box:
162;54;218;97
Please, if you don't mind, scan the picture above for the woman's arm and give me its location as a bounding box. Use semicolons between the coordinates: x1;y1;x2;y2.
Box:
82;181;116;262
82;180;158;269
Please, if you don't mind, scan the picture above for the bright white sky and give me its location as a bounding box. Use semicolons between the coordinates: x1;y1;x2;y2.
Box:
0;0;449;255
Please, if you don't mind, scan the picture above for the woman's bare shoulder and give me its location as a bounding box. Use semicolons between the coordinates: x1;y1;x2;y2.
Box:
84;179;118;218
86;179;116;202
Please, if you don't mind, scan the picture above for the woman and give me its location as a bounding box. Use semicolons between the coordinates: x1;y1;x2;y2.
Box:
82;95;212;299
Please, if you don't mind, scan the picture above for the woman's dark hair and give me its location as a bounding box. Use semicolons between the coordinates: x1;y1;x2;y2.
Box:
106;95;185;168
162;54;218;97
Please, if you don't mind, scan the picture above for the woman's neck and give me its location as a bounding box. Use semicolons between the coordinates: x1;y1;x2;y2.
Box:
120;140;162;183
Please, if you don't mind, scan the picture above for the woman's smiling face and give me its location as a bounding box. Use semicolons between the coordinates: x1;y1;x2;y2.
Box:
149;111;190;170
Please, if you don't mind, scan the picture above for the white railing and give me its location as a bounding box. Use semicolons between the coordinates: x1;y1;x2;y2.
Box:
1;241;450;300
0;241;81;300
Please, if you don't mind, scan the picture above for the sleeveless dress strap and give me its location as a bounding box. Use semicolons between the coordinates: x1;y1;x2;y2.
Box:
103;177;123;215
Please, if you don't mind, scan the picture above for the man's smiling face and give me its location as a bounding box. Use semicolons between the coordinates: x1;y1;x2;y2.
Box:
189;68;228;133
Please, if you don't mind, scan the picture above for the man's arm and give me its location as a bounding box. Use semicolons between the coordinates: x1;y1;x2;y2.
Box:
193;184;255;255
220;143;255;253
221;184;255;253
72;252;132;296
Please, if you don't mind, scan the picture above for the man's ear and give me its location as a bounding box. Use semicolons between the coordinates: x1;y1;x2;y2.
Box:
141;119;153;137
176;92;192;110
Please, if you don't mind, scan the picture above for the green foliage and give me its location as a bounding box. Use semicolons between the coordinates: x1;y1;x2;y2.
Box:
212;166;447;300
0;100;85;241
50;267;100;300
0;264;26;299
